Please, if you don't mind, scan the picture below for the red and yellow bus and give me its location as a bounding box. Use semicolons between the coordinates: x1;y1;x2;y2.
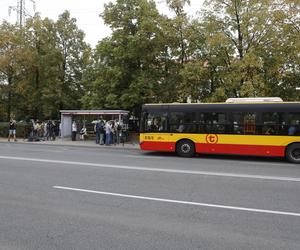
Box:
139;101;300;163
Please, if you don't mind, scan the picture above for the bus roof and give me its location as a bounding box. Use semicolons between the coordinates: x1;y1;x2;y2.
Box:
142;102;300;112
225;97;283;103
143;101;300;106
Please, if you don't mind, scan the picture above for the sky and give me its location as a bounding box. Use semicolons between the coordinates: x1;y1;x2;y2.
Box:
0;0;204;47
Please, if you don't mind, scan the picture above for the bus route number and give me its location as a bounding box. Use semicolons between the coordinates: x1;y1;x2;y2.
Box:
145;136;154;140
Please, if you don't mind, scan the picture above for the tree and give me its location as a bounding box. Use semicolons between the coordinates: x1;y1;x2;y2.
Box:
55;11;90;113
84;0;165;115
0;22;32;121
264;0;300;100
166;0;191;64
201;0;279;99
22;15;59;120
0;11;90;121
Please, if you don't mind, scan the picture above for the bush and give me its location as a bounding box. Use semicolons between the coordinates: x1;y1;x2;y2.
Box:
0;122;32;138
0;122;8;137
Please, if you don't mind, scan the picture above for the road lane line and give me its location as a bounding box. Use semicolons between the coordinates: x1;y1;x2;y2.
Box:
124;155;169;160
1;155;300;182
53;185;300;217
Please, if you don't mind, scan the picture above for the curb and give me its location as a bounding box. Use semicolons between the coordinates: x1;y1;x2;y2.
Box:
0;140;140;151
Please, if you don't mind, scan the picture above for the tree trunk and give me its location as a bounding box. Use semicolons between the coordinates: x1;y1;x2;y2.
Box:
6;73;13;121
34;67;40;119
234;0;243;59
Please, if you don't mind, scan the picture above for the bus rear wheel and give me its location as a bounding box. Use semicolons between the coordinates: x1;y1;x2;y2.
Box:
176;140;195;157
286;143;300;163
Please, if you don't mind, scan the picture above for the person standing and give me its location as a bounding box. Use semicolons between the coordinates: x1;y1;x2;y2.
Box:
99;118;105;145
50;120;56;141
116;120;122;144
94;121;100;144
43;121;48;140
8;119;17;142
72;121;77;141
105;121;112;145
46;120;52;140
59;122;62;138
111;121;116;145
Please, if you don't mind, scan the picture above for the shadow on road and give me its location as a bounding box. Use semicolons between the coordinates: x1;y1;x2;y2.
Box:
140;151;290;165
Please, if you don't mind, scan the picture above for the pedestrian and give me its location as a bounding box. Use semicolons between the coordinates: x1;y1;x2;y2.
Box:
46;120;52;140
59;122;62;138
31;119;37;137
111;121;116;145
8;119;17;142
79;125;87;140
105;121;112;145
72;121;77;141
94;121;100;144
99;118;105;145
50;120;56;141
43;121;48;140
116;120;122;144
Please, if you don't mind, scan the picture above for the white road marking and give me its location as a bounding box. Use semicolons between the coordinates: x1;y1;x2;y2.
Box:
124;155;168;160
27;149;64;153
1;155;300;182
53;185;300;217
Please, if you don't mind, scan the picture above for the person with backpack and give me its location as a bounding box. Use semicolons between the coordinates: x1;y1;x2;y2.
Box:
94;121;100;144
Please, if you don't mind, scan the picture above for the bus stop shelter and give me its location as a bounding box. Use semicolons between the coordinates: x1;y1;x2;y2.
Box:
60;110;130;138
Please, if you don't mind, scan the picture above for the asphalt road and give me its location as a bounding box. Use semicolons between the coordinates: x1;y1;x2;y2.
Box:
0;142;299;250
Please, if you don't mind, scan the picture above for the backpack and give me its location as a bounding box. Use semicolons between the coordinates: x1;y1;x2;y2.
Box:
95;123;100;132
99;121;105;132
117;124;122;131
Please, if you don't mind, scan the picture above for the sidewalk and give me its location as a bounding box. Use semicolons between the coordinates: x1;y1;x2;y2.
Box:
0;137;140;150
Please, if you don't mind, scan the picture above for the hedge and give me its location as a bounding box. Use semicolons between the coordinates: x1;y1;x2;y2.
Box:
0;122;32;138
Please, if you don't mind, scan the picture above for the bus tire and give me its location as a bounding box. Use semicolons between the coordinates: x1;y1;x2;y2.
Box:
176;140;195;157
286;143;300;163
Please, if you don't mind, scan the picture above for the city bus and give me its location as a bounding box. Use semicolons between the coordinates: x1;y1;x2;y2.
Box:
139;99;300;163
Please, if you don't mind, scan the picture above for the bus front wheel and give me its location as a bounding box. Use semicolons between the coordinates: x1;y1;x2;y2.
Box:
286;143;300;163
176;140;195;157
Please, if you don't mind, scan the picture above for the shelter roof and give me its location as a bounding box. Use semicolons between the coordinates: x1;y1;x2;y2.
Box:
60;110;129;115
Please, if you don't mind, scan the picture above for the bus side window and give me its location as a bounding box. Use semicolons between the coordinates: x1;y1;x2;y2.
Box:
243;113;257;134
261;112;284;135
231;112;257;134
198;113;206;133
203;112;226;134
169;112;197;133
231;113;242;134
287;113;300;136
144;112;168;132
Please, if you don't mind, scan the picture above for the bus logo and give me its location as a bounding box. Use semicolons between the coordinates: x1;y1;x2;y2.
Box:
206;134;218;144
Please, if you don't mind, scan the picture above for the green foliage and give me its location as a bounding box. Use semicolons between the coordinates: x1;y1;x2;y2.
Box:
0;12;90;121
0;123;8;137
83;0;167;114
198;0;300;100
0;122;31;138
1;0;299;123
